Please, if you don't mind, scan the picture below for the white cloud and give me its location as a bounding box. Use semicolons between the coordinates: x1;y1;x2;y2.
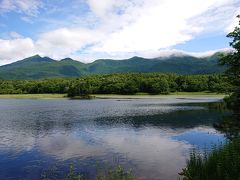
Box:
0;37;35;64
0;0;239;64
225;9;240;32
138;48;233;58
35;28;104;59
87;0;114;19
93;0;237;53
0;0;42;16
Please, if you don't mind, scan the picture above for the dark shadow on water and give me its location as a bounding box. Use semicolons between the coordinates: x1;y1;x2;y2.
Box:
94;103;230;130
214;113;240;140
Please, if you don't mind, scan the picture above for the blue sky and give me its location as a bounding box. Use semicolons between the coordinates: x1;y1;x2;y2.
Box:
0;0;239;64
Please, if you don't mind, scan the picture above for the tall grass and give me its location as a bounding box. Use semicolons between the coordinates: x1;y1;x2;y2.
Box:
41;164;135;180
179;139;240;180
95;165;134;180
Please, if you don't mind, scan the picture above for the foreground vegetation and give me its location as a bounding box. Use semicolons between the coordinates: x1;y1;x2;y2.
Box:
0;73;231;97
41;164;134;180
180;139;240;180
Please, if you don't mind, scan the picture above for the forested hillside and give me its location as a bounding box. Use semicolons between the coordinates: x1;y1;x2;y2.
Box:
0;53;226;80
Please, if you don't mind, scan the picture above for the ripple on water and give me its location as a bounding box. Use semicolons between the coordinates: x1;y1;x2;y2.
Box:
0;98;227;180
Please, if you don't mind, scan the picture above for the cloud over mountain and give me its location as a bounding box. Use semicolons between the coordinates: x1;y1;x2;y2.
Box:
0;0;239;64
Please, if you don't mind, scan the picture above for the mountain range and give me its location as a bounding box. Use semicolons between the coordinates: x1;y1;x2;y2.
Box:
0;53;226;80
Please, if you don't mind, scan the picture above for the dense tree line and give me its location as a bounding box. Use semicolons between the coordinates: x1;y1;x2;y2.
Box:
0;73;231;96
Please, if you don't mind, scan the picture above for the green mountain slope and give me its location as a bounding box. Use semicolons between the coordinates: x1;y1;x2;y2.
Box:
0;53;225;80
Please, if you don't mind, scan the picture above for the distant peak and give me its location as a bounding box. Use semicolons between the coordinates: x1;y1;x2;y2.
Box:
60;58;74;61
131;56;140;58
29;54;41;58
23;54;55;63
129;56;145;60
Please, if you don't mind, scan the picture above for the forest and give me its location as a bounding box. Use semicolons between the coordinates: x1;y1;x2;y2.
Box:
0;73;231;97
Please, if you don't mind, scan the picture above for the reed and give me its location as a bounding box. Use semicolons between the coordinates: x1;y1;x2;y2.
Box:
179;139;240;180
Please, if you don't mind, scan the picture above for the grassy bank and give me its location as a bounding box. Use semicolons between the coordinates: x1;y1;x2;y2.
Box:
0;92;226;99
94;92;226;99
0;94;67;99
170;92;226;96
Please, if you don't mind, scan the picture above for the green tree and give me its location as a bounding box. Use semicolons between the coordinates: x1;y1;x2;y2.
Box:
67;79;92;97
148;78;170;94
219;15;240;112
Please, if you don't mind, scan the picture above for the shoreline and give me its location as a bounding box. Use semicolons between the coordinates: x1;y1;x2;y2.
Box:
0;92;227;100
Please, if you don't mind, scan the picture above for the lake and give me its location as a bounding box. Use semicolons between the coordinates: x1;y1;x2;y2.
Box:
0;97;228;180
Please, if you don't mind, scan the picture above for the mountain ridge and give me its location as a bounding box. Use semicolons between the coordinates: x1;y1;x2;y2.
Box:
0;53;226;80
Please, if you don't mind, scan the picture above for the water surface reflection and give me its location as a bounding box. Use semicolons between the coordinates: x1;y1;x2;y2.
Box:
0;98;227;179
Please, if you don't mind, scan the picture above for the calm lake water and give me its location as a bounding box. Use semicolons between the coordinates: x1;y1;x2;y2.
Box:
0;97;228;180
